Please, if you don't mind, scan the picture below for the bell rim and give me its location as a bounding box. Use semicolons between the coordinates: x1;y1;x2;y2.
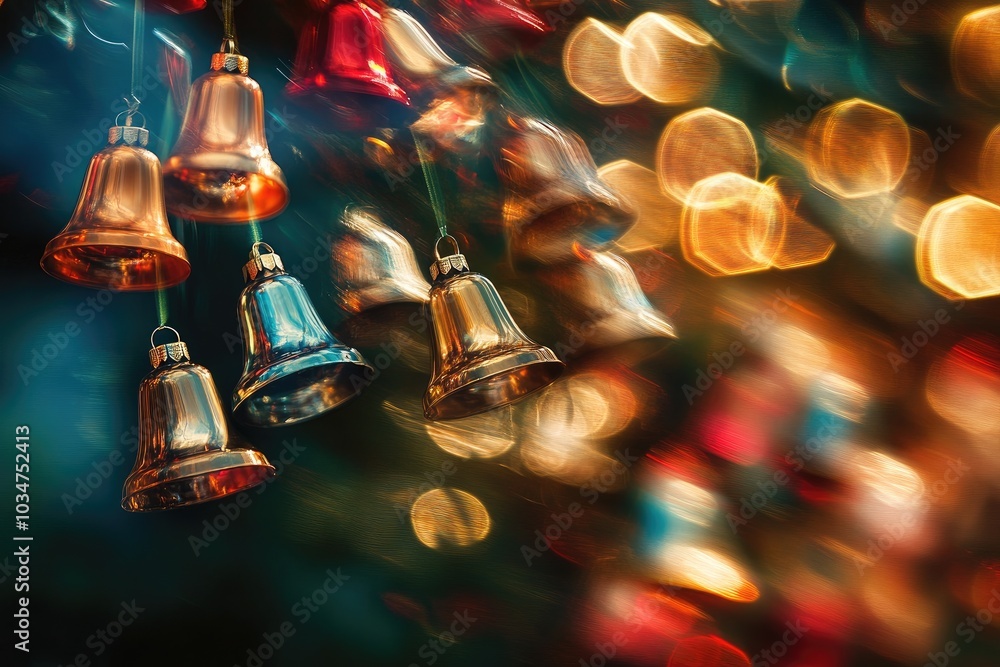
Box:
39;232;191;291
232;346;374;426
161;156;290;224
121;450;275;512
423;349;565;421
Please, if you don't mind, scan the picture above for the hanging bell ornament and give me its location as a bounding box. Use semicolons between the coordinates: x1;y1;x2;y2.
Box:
424;235;564;420
233;242;373;426
40;117;191;290
494;114;637;264
162;38;289;223
540;249;676;361
285;0;413;130
122;326;275;511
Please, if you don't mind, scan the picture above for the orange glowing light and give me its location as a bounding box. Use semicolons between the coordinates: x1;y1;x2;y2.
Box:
425;408;515;459
805;99;911;199
563;18;642;106
598;160;680;251
926;337;1000;438
916;195;1000;299
410;488;491;549
952;6;1000;105
680;172;786;276
621;13;720;105
656;108;759;203
669;635;751;667
656;544;760;602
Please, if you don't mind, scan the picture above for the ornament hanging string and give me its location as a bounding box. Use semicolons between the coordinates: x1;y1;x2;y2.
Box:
156;288;169;326
412;130;448;239
127;0;145;120
222;0;239;52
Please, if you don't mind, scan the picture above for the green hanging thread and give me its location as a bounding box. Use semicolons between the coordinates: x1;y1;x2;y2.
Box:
412;130;448;239
156;288;169;326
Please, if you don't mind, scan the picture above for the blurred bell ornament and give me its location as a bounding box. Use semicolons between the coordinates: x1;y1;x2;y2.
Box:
285;0;412;129
495;115;636;264
163;38;289;223
424;235;564;420
149;0;206;13
434;0;552;58
233;242;373;426
122;326;275;511
541;249;676;361
40;118;191;290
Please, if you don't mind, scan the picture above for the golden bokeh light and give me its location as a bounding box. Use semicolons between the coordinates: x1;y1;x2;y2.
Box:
805;98;911;199
952;6;1000;105
621;13;720;105
656;544;760;602
425;407;516;459
410;488;491;549
680;172;786;276
656;108;759;203
598;160;680;251
563;18;642;106
916;195;1000;299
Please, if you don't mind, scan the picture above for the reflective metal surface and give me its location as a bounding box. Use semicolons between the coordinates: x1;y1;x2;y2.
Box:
424;238;564;420
495;114;636;264
40;128;191;290
122;327;275;512
541;250;676;360
285;1;412;129
233;243;373;427
332;206;431;314
163;46;289;223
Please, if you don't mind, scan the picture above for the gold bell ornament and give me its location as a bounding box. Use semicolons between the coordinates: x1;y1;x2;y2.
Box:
423;234;565;420
122;326;275;511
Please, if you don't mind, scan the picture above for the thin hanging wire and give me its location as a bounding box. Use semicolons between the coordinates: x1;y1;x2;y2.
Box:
249;219;262;244
156;288;169;326
412;130;448;239
127;0;145;119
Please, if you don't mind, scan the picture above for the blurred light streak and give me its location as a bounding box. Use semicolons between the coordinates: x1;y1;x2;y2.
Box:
563;19;642;106
656;108;759;204
926;336;1000;438
668;635;751;667
916;195;1000;299
621;13;720;105
410;488;491;549
425;407;516;459
598;160;680;251
680;172;786;276
655;544;760;602
805;99;911;199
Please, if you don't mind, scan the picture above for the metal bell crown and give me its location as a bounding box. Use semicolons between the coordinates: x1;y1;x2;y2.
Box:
332;206;431;314
40;119;191;291
233;242;374;426
495;114;637;264
285;0;412;129
122;326;275;512
162;39;289;223
423;235;565;420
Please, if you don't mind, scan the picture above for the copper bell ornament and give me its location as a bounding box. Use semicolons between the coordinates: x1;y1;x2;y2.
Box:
163;39;289;223
285;0;412;129
40;118;191;290
495;114;637;264
424;235;564;420
122;326;275;512
233;242;373;426
541;249;676;361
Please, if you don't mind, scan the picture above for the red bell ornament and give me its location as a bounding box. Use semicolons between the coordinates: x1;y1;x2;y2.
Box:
285;0;412;129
